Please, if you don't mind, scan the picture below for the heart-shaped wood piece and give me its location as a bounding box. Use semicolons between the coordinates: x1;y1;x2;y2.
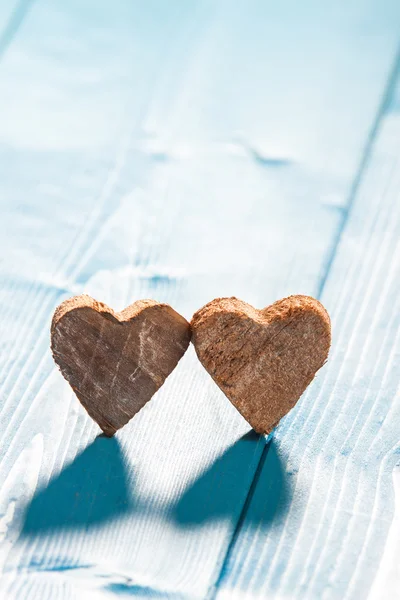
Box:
51;295;191;436
191;295;331;434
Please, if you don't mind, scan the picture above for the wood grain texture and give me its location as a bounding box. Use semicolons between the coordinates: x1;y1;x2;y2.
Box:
51;295;191;436
0;0;399;598
216;57;400;600
192;296;331;434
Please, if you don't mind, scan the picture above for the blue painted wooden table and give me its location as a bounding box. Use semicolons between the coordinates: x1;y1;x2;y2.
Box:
0;1;400;598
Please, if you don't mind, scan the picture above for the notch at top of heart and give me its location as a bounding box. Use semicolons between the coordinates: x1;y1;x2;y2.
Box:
191;295;331;435
51;294;191;437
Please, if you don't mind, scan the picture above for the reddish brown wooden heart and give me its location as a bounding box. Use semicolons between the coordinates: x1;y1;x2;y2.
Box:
191;295;331;434
51;295;191;436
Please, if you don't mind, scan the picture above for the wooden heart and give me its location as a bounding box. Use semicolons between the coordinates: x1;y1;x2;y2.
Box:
51;295;191;436
191;295;331;434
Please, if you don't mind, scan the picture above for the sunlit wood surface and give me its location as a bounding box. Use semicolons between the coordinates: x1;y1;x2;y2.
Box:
0;1;399;598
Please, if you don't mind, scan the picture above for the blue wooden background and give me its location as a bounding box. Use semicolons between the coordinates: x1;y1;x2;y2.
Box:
0;1;400;598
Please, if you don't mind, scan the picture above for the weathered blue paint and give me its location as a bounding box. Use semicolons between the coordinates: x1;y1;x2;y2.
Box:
0;1;399;599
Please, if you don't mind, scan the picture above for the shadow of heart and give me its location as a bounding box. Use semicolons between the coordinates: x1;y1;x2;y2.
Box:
21;435;134;534
21;428;291;537
171;433;290;528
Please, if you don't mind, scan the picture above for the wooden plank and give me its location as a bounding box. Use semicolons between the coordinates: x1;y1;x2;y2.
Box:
0;0;399;598
216;55;400;600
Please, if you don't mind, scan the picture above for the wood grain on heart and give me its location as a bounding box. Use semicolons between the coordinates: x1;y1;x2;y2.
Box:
51;295;191;436
191;295;331;434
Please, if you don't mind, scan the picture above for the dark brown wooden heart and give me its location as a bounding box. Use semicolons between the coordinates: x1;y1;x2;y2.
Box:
51;295;191;436
191;295;331;434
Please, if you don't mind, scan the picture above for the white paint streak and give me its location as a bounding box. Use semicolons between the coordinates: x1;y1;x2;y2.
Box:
0;434;43;573
129;320;161;387
368;463;400;600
